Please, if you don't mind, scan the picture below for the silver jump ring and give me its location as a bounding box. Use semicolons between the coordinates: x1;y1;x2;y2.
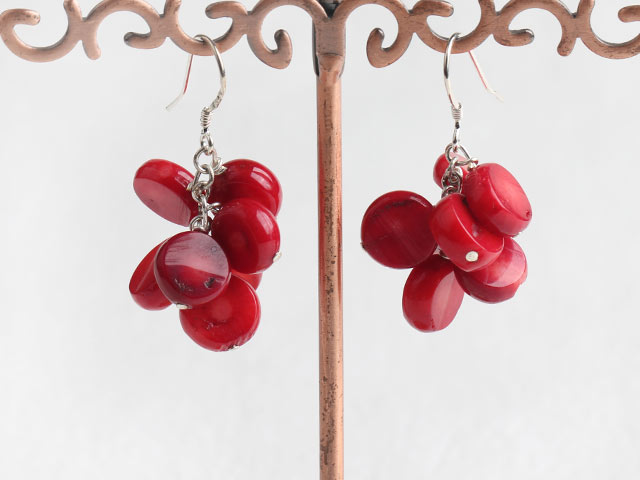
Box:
193;146;211;174
445;143;472;163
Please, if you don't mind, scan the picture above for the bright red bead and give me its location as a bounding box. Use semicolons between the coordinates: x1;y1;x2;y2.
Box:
361;191;437;269
463;163;532;236
402;255;465;332
133;159;198;227
129;241;171;311
455;237;528;303
433;153;469;188
211;198;281;274
210;159;283;216
180;276;261;351
154;231;230;307
430;193;504;272
232;271;263;290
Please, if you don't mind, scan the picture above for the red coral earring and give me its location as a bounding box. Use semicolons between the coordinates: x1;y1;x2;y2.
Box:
361;33;531;333
129;35;282;351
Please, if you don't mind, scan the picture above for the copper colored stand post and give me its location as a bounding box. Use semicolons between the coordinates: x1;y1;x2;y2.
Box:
316;47;344;480
1;2;639;479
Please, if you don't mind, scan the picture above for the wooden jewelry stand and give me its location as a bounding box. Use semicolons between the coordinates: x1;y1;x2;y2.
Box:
1;1;638;478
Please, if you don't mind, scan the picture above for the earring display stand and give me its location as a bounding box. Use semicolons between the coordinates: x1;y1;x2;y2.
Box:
1;1;638;478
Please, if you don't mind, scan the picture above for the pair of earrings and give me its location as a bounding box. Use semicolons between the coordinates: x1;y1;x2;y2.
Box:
129;35;282;351
130;33;532;351
361;34;532;332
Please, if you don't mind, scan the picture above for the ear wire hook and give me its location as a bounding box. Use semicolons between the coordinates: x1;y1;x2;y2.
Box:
166;34;227;116
443;32;503;116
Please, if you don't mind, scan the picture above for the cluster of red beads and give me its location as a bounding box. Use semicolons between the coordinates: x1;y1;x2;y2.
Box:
361;153;531;333
129;159;282;351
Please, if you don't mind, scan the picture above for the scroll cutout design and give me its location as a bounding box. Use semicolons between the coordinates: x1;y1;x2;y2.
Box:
0;0;638;67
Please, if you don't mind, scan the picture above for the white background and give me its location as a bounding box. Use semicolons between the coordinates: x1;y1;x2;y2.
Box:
1;1;639;478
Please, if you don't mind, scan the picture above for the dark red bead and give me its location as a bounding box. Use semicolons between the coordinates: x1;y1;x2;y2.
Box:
210;159;283;216
211;199;281;274
402;255;464;332
463;163;532;236
433;153;468;188
154;231;230;307
133;159;198;227
361;191;437;269
232;271;263;290
455;237;527;303
430;193;504;272
129;241;171;311
180;276;261;352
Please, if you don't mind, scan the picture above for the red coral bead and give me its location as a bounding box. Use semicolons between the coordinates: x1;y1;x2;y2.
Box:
463;163;532;236
232;271;263;290
430;193;504;272
210;159;283;216
455;237;528;303
361;191;437;269
433;153;469;188
211;198;281;274
180;276;261;351
154;231;230;307
402;255;465;332
133;159;198;227
129;241;171;311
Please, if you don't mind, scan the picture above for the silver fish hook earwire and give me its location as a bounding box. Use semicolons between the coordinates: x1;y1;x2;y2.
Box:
167;34;227;114
165;34;228;233
440;33;503;197
443;32;503;118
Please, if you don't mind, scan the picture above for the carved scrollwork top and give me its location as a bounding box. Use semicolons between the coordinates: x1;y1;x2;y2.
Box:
0;0;638;67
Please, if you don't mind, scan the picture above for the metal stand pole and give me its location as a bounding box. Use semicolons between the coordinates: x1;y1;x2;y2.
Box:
316;49;344;479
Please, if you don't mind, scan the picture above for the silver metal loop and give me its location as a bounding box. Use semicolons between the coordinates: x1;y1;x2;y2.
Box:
452;124;461;146
207;202;223;215
445;143;472;163
440;143;479;195
190;214;210;233
193;145;226;175
200;133;215;154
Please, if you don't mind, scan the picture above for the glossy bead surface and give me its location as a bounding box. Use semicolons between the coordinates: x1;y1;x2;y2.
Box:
233;271;263;290
129;242;171;311
430;193;504;272
180;276;261;352
154;231;230;307
210;159;283;216
361;191;437;269
455;237;527;303
433;153;468;188
402;255;465;332
211;198;281;274
463;163;532;236
133;159;198;226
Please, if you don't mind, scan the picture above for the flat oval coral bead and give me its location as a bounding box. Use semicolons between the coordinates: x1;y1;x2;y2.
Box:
402;255;464;332
463;163;532;236
210;159;283;216
154;231;230;307
455;237;527;303
133;159;198;226
360;191;437;269
430;193;504;272
211;198;281;274
433;153;469;188
180;276;261;352
129;241;171;311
